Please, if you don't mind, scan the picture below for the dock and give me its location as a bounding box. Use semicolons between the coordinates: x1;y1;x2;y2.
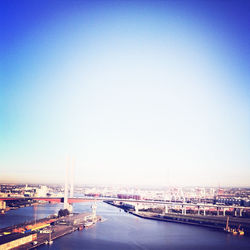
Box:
105;201;250;236
0;213;101;249
130;211;250;234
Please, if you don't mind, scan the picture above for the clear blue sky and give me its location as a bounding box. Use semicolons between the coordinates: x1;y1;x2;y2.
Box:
1;0;250;186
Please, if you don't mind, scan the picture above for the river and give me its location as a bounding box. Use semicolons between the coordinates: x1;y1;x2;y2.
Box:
1;202;250;249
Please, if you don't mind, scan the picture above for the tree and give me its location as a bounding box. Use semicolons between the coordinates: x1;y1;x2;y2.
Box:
58;209;70;217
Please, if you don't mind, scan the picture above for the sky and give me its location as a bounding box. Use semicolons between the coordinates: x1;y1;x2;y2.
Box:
0;0;250;187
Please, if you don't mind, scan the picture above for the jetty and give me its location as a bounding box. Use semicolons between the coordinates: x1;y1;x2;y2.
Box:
0;213;101;249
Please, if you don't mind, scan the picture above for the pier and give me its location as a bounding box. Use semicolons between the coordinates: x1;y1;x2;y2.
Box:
0;213;101;250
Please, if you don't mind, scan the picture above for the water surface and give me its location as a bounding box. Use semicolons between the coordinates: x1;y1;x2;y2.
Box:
1;202;250;250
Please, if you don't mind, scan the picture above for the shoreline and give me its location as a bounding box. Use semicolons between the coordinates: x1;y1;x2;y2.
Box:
0;213;101;249
105;201;250;236
0;200;45;215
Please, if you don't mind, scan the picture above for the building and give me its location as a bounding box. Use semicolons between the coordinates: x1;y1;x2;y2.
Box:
35;185;48;197
0;233;37;250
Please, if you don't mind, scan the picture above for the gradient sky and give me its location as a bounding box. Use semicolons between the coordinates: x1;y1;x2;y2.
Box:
1;0;250;186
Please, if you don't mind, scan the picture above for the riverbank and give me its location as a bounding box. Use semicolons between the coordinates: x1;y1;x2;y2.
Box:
0;213;101;249
0;200;45;215
105;201;250;236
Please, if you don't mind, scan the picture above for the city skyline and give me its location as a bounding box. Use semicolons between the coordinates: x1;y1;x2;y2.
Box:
1;0;250;187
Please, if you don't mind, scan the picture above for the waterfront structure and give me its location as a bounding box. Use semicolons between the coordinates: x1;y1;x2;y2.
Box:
0;212;99;248
0;233;37;250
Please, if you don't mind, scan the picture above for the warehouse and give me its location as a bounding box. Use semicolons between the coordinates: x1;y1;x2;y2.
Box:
0;233;37;250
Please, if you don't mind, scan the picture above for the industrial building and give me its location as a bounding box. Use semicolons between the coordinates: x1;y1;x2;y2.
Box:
0;233;37;250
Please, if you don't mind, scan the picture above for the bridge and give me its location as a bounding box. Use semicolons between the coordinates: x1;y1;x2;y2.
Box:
1;196;249;217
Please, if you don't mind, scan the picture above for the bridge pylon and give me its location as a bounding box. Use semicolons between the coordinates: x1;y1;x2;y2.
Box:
64;156;74;212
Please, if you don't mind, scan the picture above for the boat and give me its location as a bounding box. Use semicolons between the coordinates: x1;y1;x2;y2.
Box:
224;216;236;234
237;225;244;236
238;230;244;236
224;217;244;236
232;229;238;236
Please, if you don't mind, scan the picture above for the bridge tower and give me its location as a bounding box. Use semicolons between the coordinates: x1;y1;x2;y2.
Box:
64;159;69;210
64;156;74;212
69;158;74;198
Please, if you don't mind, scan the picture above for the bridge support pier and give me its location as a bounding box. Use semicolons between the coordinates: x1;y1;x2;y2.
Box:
0;200;6;210
165;205;168;214
240;209;243;217
203;208;206;216
223;208;226;216
68;204;73;213
134;204;139;213
217;207;219;216
182;206;186;215
234;209;237;217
